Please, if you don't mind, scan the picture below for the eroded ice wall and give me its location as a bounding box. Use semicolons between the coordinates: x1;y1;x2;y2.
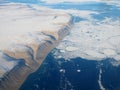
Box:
0;3;73;90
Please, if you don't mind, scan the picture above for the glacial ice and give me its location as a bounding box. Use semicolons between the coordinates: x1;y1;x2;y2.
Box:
0;3;72;90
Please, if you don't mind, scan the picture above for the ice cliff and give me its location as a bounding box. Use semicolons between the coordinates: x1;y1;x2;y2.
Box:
0;3;73;90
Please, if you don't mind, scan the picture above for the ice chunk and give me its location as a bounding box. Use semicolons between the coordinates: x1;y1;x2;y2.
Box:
59;69;66;73
66;46;78;52
77;69;81;72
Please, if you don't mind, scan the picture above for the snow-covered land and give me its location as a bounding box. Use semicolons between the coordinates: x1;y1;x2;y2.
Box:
0;3;73;90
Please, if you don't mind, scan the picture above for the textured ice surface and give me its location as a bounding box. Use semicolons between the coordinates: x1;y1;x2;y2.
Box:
53;12;120;61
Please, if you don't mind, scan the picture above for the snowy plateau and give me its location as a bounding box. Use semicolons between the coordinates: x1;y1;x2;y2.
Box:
0;3;72;90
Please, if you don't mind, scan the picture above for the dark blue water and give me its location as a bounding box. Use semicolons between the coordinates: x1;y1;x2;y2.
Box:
20;51;120;90
101;60;120;90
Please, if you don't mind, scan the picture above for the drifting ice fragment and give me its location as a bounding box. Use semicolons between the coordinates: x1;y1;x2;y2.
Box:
59;69;66;73
77;69;81;72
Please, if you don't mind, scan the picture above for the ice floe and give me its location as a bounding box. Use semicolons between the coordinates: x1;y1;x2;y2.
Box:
77;69;81;72
65;46;78;52
53;17;120;61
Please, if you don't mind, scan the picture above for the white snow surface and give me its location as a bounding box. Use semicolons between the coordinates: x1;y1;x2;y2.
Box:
0;3;71;50
0;3;71;78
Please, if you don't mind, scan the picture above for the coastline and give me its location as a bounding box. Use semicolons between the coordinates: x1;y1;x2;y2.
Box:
0;3;73;90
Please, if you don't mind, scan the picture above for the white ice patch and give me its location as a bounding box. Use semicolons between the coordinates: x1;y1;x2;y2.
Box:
98;68;106;90
77;69;81;72
53;17;120;61
59;69;66;73
41;0;101;4
66;46;78;52
103;0;120;7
